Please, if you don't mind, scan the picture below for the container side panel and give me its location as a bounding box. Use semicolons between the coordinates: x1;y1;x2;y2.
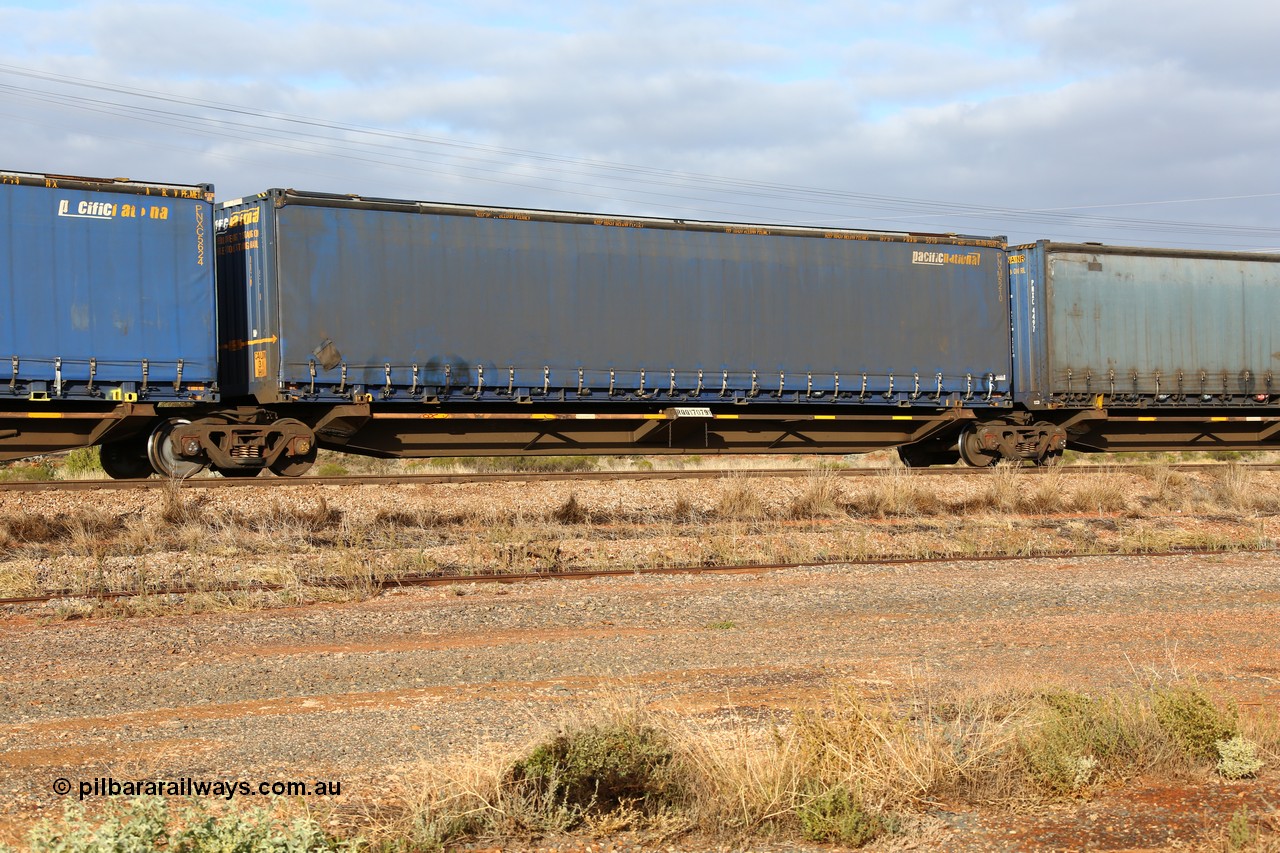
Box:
0;181;217;399
1008;243;1051;405
1046;250;1280;398
262;201;1012;403
215;198;277;398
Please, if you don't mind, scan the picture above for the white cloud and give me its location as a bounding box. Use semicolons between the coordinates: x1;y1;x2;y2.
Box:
0;0;1275;249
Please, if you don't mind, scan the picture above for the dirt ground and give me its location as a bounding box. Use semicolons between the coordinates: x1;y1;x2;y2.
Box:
2;540;1279;850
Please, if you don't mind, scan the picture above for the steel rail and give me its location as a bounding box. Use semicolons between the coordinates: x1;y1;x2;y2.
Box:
3;545;1274;607
1;462;1276;492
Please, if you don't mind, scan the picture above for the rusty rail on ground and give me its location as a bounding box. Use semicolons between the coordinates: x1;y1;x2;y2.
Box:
1;462;1276;492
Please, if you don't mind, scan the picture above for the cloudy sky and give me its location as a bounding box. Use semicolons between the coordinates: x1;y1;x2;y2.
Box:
1;0;1277;249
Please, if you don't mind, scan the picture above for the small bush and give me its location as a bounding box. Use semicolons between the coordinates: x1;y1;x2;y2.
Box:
0;460;56;481
1215;735;1264;779
796;783;895;847
1147;463;1188;508
1020;690;1149;796
507;720;682;820
1212;463;1274;512
62;447;104;478
1151;684;1239;761
1226;805;1256;850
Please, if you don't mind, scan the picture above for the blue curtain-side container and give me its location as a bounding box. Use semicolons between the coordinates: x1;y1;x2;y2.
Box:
218;190;1011;407
0;171;218;402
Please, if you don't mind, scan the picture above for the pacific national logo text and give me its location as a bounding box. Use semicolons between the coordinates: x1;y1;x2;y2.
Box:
58;199;117;219
911;251;982;266
57;198;172;221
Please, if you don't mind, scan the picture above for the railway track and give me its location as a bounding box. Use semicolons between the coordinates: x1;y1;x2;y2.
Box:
0;462;1275;492
3;544;1274;607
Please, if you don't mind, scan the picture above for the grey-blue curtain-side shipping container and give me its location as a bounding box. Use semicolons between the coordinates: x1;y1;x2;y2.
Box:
1011;241;1280;405
0;172;218;402
218;190;1011;406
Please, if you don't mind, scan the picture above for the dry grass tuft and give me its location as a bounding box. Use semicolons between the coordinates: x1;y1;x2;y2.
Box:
848;469;941;517
1;512;64;544
1070;468;1129;514
1022;466;1067;514
0;511;118;549
983;463;1024;513
1147;462;1189;509
716;477;768;521
552;493;590;525
159;486;207;526
372;507;436;529
787;472;847;520
1212;463;1279;514
225;498;343;536
670;495;701;524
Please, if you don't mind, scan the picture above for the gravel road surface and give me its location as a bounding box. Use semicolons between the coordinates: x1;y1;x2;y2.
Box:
2;550;1278;849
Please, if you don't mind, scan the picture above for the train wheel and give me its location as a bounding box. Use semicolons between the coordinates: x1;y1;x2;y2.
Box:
100;439;152;479
146;418;206;480
958;427;1000;468
269;447;317;477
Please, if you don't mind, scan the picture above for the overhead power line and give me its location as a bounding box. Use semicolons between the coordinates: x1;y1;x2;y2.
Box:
0;62;1276;248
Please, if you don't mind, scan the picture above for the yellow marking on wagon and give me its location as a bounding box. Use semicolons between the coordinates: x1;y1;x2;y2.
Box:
221;334;279;352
